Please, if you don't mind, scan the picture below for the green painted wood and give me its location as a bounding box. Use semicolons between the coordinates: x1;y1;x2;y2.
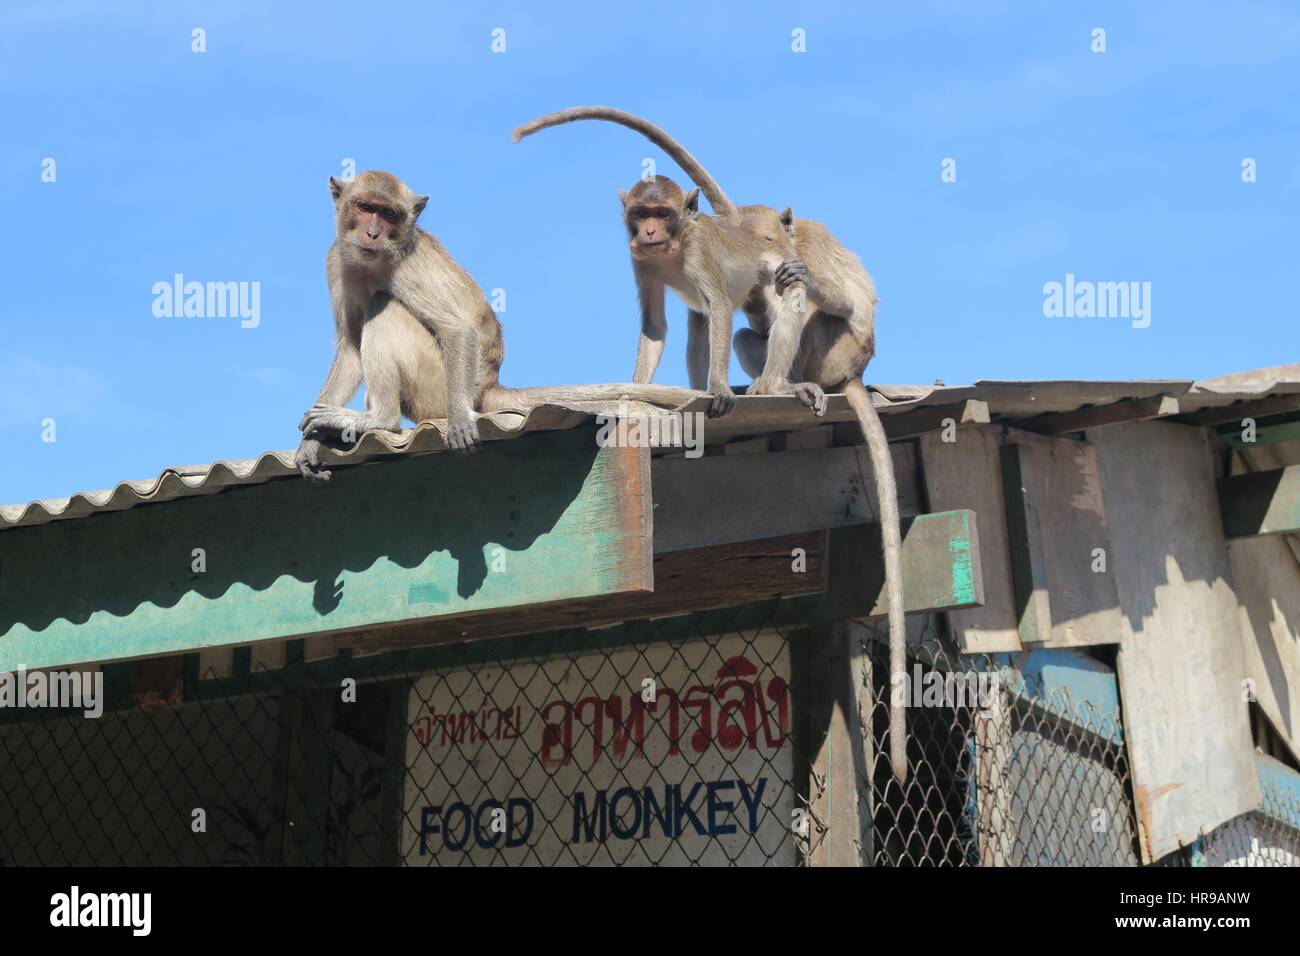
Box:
0;429;652;672
823;508;984;618
1218;464;1300;539
1220;416;1300;448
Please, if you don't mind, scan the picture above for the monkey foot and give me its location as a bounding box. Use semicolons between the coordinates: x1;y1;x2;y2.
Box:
446;420;479;454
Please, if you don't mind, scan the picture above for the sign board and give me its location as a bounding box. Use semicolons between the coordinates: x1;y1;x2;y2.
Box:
402;631;795;866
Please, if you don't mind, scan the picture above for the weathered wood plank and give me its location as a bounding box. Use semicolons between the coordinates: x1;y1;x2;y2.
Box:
0;429;653;672
652;443;920;554
919;425;1021;653
1091;421;1259;863
1012;429;1124;647
1218;465;1300;538
342;531;827;656
822;510;984;620
1000;443;1054;645
881;399;990;438
344;510;981;658
799;620;873;866
1014;395;1180;435
779;425;834;451
1175;395;1300;427
1228;532;1300;762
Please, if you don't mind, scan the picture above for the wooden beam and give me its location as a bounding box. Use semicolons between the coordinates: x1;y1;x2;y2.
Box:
881;399;990;439
1175;394;1300;427
1218;465;1300;539
651;442;920;554
343;531;827;655
1013;395;1180;436
999;444;1053;644
0;429;653;672
324;510;984;661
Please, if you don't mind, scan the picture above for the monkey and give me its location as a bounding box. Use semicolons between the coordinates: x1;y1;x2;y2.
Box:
295;170;705;480
512;109;907;781
512;107;827;420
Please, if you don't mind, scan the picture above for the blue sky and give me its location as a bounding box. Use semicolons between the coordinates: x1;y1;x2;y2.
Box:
2;1;1297;505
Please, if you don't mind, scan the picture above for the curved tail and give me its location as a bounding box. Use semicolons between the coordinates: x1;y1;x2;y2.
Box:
483;382;707;413
512;106;737;217
844;378;908;783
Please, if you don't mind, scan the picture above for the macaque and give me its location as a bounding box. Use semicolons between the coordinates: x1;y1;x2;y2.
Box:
296;170;703;479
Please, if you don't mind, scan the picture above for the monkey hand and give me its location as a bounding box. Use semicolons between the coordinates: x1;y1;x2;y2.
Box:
446;417;480;455
793;382;828;417
707;383;737;418
747;375;788;397
774;257;811;295
294;437;333;482
299;403;348;438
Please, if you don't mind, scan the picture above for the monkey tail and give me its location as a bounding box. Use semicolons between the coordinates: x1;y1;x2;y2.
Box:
844;377;908;784
511;106;738;217
483;383;707;413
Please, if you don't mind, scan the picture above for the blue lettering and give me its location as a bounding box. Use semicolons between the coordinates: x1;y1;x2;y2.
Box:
418;805;442;856
609;787;643;839
737;778;768;833
571;790;608;843
673;782;706;836
707;780;737;836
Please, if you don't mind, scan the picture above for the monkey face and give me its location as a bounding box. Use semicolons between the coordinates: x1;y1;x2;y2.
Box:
626;204;680;257
622;176;696;260
345;198;405;257
329;172;429;264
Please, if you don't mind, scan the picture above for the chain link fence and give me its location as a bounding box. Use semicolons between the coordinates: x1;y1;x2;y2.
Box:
1;598;1296;866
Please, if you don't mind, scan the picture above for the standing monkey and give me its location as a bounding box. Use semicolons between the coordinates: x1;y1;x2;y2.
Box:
296;170;703;479
513;108;908;781
513;108;826;419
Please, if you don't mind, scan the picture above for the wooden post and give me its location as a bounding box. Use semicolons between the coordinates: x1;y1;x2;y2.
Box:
974;682;1014;866
793;621;875;866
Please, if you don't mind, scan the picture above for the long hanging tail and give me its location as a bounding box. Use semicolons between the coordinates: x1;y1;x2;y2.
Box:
511;106;738;217
482;382;707;413
843;378;908;783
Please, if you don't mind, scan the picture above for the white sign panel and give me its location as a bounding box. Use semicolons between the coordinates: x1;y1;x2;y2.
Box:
402;631;794;865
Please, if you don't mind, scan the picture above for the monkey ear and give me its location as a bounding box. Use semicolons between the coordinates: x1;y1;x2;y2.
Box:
684;188;701;216
618;189;628;205
780;206;794;227
412;195;429;220
329;176;345;205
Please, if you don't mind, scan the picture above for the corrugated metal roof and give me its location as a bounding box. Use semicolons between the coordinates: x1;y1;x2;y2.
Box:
3;364;1297;531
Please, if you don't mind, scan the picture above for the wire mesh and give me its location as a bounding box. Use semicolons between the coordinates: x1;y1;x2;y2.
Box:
0;599;1295;866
